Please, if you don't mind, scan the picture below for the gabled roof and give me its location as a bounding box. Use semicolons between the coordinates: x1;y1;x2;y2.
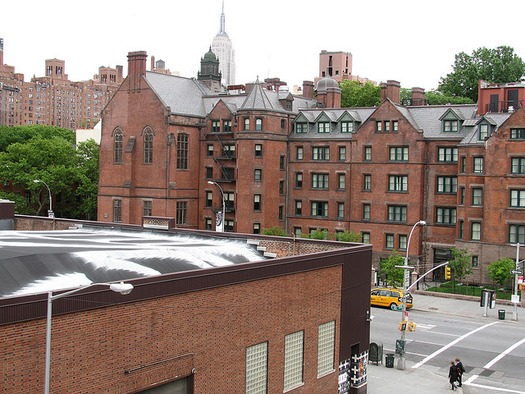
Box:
241;82;275;110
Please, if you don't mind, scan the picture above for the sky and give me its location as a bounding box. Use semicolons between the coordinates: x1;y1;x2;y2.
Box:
2;0;525;92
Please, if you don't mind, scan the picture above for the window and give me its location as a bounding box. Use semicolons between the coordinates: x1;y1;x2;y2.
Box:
388;205;407;222
207;144;214;157
293;227;302;237
318;122;330;133
436;207;456;225
460;156;466;172
509;224;525;244
459;220;464;239
113;199;122;223
113;129;123;163
510;190;525;207
459;187;465;205
254;194;261;211
223;144;235;158
479;124;489;140
472;188;483;206
317;321;335;377
375;121;382;132
223;120;232;132
510;128;525;139
311;201;328;217
443;120;459;132
295;173;303;188
245;342;268;394
255;144;262;157
362;204;370;221
143;200;152;217
399;235;407;250
393;121;399;131
363;174;371;191
279;206;284;220
338;173;345;190
296;147;303;160
341;122;354;133
437;176;457;193
176;201;187;225
225;192;235;212
472;256;479;268
337;202;344;218
205;166;213;179
362;232;370;244
284;331;304;391
225;219;234;232
244;118;250;131
295;122;307;133
438;148;458;163
473;157;484;173
255;118;263;131
254;169;262;181
205;218;212;230
471;222;481;241
389;147;408;161
511;157;525;174
364;146;372;161
312;147;330;161
177;133;188;169
384;121;390;132
295;200;302;215
253;223;261;234
206;191;213;208
279;181;284;195
144;129;153;164
388;175;408;192
211;120;220;132
338;146;346;161
280;155;285;170
312;174;329;189
385;234;394;249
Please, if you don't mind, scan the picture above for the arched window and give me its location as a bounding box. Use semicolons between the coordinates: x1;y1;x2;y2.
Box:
143;127;153;164
113;128;123;164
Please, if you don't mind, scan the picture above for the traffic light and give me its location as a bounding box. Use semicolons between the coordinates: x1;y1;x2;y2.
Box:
445;266;451;280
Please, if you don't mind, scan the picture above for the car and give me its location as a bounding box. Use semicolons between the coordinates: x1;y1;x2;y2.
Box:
370;287;413;310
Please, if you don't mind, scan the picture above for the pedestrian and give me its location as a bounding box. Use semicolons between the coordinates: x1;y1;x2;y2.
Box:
455;357;465;387
448;360;458;390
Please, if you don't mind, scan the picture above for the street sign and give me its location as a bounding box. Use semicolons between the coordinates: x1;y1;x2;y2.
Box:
511;270;523;275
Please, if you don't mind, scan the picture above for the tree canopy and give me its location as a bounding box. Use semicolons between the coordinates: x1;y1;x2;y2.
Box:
438;46;525;102
488;258;515;289
340;80;381;107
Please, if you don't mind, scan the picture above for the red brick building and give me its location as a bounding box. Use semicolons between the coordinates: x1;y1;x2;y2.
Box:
99;49;525;284
0;221;372;394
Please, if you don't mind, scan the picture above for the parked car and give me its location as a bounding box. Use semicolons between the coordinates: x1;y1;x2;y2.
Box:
370;287;413;310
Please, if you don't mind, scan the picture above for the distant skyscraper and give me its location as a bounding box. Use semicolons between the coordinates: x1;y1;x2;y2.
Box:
211;1;235;86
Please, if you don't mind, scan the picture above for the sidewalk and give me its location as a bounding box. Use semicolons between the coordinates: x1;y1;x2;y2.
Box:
366;293;524;394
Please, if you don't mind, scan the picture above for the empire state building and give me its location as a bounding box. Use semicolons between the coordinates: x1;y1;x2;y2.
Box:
211;1;235;86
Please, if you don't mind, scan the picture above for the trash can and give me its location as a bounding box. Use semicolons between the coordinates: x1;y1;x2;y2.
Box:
498;309;506;320
385;353;395;368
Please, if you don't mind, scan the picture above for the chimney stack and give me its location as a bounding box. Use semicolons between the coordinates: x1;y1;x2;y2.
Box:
411;87;425;106
380;80;401;104
127;51;147;92
302;81;314;99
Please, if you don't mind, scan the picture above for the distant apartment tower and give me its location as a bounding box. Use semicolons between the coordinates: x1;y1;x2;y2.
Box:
319;50;352;82
211;1;235;86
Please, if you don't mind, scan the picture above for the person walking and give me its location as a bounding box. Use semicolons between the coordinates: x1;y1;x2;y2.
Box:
448;361;458;390
455;358;465;387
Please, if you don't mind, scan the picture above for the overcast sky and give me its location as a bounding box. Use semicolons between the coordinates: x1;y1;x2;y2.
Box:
2;0;524;91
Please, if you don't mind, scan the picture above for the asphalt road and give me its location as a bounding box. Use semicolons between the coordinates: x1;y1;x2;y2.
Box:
369;294;525;393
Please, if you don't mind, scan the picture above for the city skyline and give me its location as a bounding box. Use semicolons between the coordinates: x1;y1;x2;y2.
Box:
2;0;525;91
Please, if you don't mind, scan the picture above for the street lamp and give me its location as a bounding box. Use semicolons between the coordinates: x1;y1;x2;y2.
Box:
397;220;426;370
34;179;54;218
44;282;133;394
208;180;225;232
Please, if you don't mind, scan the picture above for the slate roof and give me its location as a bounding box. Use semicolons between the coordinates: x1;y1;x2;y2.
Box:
0;229;268;299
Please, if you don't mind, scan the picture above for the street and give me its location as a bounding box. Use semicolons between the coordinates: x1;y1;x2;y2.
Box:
369;294;525;393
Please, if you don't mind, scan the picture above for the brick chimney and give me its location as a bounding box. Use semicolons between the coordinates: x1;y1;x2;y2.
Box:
411;87;425;106
127;51;147;92
380;80;401;104
302;80;314;99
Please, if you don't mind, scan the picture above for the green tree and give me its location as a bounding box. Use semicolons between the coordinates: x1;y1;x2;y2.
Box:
488;258;515;289
378;251;404;287
74;139;100;220
262;226;288;237
449;248;472;283
335;230;362;242
425;91;474;105
303;228;328;240
438;46;525;102
340;80;381;107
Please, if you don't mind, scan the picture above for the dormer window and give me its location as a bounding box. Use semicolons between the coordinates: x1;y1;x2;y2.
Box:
318;122;330;133
295;123;307;133
479;124;489;140
341;121;354;133
443;120;459;132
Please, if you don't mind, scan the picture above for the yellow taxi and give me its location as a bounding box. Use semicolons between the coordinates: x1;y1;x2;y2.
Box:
370;287;413;310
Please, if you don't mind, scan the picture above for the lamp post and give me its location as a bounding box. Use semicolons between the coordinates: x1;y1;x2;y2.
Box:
34;179;54;218
44;282;133;394
208;181;225;232
512;243;524;321
397;220;426;370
